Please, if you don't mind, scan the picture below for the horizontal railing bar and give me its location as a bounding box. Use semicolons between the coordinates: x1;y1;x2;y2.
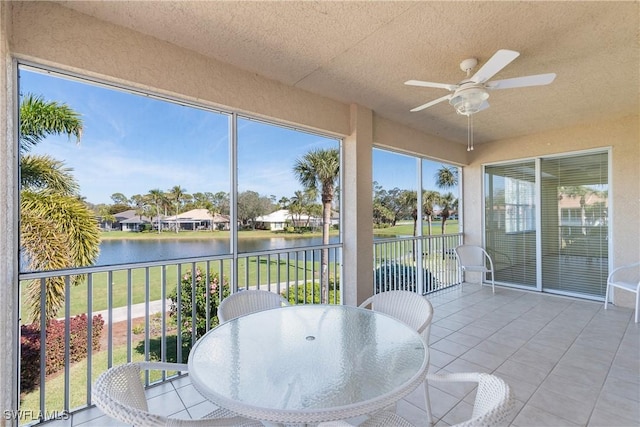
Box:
19;256;231;279
20;243;343;280
238;243;342;258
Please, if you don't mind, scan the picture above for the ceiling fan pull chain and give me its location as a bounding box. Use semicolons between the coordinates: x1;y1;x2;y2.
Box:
467;114;474;151
470;114;474;151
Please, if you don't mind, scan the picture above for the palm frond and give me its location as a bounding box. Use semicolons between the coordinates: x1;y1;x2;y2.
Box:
435;165;458;189
21;191;101;320
20;154;80;195
21;205;72;322
19;93;83;153
22;191;100;267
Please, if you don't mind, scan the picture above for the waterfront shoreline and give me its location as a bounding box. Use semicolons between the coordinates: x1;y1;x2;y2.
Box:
99;229;330;241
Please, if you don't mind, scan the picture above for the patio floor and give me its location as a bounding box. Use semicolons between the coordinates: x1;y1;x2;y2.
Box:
50;284;638;426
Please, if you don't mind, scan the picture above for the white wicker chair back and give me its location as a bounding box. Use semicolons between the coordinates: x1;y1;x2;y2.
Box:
218;289;290;323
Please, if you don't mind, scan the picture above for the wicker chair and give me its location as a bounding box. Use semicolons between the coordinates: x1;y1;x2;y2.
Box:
359;290;434;425
218;289;290;323
356;372;515;427
454;245;496;293
92;361;262;426
604;262;640;323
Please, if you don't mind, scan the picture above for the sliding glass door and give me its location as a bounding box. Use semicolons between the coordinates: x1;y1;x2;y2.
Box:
484;151;609;299
485;161;537;288
540;152;609;297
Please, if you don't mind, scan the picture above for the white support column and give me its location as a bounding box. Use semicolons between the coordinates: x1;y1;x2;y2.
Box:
1;2;20;425
342;104;373;306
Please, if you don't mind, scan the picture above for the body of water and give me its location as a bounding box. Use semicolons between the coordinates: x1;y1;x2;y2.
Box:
97;235;341;266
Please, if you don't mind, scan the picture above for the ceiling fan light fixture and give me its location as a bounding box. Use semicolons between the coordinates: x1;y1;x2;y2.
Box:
450;86;489;116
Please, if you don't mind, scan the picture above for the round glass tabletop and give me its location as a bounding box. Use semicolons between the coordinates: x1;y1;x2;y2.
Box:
188;304;428;424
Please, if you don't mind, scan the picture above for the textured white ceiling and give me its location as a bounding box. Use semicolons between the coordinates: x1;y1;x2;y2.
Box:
56;1;639;146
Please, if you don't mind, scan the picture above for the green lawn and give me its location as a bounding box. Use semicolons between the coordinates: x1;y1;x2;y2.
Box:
373;219;459;237
20;338;182;417
20;344;137;416
20;224;457;319
20;257;337;319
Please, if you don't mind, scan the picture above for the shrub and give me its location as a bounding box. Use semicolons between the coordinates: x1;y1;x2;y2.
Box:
139;223;152;232
373;263;438;294
20;314;104;394
284;279;340;304
169;268;230;344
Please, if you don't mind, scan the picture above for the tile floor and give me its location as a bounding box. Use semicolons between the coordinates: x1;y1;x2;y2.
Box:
51;284;639;426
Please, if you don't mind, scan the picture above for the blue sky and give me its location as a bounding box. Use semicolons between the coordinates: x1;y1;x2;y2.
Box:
21;66;456;205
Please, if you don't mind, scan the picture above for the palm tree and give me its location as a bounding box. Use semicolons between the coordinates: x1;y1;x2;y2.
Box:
439;192;456;234
20;93;100;322
130;194;148;230
147;189;166;233
293;148;339;303
435;164;459;231
289;191;305;229
422;190;440;236
168;185;188;233
397;190;418;236
290;189;316;229
559;185;602;235
435;165;458;190
97;204;116;230
278;196;291;210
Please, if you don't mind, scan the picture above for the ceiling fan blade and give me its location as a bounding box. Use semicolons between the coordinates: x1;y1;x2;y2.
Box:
410;94;453;112
470;49;520;83
405;80;458;91
485;73;556;89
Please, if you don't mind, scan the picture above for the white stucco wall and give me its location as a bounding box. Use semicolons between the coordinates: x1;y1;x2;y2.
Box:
373;114;467;166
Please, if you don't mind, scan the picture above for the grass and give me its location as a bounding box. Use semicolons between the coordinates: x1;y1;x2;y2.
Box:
373;220;459;237
20;340;182;417
20;223;457;319
20;257;337;319
20;343;139;416
21;313;181;417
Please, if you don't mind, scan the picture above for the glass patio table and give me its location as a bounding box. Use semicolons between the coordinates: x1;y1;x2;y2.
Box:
188;304;429;426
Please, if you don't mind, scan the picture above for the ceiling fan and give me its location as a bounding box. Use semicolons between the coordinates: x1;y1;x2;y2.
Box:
405;49;556;150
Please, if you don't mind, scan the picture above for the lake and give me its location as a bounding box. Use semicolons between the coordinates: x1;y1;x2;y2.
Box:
96;236;341;266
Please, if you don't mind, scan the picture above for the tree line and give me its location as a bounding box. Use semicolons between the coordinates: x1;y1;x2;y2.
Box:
92;187;329;232
373;164;459;236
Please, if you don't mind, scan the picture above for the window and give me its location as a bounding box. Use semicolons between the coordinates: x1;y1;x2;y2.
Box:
504;177;535;233
18;65;341;272
372;148;461;294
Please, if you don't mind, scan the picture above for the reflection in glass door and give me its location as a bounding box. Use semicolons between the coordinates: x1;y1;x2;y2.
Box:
484;161;538;288
540;152;608;297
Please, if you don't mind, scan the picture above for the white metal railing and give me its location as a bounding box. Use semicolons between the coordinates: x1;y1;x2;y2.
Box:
17;243;342;425
17;235;459;424
373;233;463;294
